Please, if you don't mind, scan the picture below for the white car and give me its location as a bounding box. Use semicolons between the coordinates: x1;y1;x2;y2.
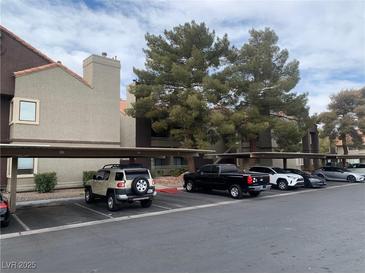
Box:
249;166;305;190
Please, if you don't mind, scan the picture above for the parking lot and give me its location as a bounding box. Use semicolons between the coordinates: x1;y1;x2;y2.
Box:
0;180;353;237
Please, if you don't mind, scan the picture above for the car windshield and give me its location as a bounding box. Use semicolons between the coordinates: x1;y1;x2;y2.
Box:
272;167;288;173
124;170;150;180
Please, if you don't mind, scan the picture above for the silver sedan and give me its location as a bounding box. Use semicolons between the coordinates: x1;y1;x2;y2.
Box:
313;167;365;183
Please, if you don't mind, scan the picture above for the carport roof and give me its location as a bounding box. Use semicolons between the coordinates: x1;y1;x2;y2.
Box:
207;152;332;159
0;144;214;158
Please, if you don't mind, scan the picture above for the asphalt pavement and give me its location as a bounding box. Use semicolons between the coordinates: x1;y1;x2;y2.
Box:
1;182;364;272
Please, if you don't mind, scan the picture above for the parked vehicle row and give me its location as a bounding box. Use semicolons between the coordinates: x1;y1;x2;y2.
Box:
183;163;365;199
82;163;364;210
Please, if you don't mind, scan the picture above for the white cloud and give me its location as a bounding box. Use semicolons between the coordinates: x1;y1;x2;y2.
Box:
1;0;364;111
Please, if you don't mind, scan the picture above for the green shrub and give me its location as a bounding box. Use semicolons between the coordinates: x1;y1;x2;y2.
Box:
35;172;57;193
83;171;96;186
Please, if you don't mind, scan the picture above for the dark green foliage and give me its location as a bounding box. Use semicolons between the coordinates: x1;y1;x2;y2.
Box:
83;171;96;186
218;28;309;151
318;87;365;154
35;172;57;193
272;120;304;152
127;21;230;149
128;23;310;151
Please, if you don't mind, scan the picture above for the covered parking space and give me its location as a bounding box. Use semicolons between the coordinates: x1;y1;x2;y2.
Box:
325;153;365;166
207;151;331;170
0;144;213;212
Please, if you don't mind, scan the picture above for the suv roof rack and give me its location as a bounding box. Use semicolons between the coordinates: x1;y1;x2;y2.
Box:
102;163;145;169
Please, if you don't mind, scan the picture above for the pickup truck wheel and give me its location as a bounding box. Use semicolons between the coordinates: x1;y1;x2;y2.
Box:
248;191;261;197
140;199;152;208
185;181;195;192
229;184;243;199
277;179;288;190
107;193;118;211
347;175;356;183
85;188;94;203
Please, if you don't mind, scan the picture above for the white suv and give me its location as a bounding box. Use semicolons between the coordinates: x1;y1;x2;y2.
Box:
249;166;304;190
84;164;157;211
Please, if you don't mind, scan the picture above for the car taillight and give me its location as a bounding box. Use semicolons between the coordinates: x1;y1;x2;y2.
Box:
247;175;253;185
151;179;155;185
116;181;125;188
0;201;7;209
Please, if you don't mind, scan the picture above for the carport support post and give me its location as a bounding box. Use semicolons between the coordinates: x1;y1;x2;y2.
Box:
10;157;18;213
283;158;287;169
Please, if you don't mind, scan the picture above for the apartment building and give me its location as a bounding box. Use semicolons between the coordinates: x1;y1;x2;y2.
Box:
1;26;121;191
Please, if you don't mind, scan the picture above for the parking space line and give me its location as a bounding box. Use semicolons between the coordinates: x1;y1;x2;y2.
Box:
1;183;361;240
12;214;30;231
73;203;113;219
152;204;173;210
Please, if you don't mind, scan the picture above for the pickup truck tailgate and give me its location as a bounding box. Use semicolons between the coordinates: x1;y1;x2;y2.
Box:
249;173;270;185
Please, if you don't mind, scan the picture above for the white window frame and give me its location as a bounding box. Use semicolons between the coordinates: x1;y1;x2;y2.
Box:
9;97;40;125
7;158;38;178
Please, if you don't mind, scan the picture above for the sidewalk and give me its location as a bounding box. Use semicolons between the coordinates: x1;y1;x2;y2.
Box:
1;176;184;205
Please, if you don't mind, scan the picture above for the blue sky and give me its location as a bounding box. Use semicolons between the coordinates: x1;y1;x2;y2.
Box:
1;0;364;114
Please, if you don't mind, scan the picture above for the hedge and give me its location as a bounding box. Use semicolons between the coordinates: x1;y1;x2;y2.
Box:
35;172;57;193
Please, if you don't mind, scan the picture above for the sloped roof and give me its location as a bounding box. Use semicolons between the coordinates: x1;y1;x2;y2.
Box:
0;25;54;63
2;25;92;88
14;62;92;88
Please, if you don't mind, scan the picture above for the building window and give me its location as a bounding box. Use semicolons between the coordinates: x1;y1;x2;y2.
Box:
19;101;36;122
174;157;186;166
9;97;40;125
9;101;13;123
7;158;38;178
17;158;34;175
154;158;165;166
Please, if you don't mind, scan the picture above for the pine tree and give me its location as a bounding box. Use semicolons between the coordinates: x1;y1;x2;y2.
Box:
217;28;309;151
126;21;230;148
319;88;365;155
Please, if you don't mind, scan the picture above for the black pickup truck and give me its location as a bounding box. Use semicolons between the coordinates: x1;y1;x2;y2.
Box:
183;164;271;198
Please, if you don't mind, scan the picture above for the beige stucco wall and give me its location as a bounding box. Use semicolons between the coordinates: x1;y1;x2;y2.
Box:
120;90;136;147
11;65;120;143
9;55;122;191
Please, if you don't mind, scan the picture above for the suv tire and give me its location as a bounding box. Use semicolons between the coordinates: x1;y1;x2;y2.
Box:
277;179;288;190
248;191;261;197
140;199;152;208
229;184;243;199
85;187;94;203
107;192;118;211
132;177;150;196
185;180;195;192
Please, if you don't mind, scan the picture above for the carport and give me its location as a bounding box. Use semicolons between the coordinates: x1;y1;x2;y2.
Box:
207;151;330;169
326;153;365;165
0;144;213;212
